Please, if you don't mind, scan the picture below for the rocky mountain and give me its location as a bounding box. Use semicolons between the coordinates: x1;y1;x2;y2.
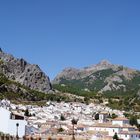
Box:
53;60;140;96
0;48;52;93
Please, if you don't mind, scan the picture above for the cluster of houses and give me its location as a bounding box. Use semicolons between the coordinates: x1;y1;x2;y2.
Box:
0;99;140;140
90;112;140;140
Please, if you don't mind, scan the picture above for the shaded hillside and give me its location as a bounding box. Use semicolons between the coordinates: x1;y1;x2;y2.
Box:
0;73;74;104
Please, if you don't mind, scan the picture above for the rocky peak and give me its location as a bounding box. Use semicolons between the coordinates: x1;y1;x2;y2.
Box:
83;60;118;73
63;67;78;72
53;60;115;84
53;60;139;95
0;48;52;93
97;60;111;66
53;67;80;84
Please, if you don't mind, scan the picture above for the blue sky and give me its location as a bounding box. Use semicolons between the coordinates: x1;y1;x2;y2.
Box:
0;0;140;79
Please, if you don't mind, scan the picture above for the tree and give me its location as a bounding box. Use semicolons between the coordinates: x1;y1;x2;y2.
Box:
113;133;119;140
58;127;64;133
60;114;66;121
84;97;90;105
130;116;138;126
111;113;118;119
95;113;99;120
71;118;78;140
24;108;30;117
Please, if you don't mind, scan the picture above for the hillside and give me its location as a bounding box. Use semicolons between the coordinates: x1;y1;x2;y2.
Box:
53;60;140;94
0;49;81;103
53;60;140;111
0;48;51;93
0;49;140;111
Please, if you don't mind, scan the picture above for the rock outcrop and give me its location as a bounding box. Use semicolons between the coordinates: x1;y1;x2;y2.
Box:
0;48;52;93
53;60;140;94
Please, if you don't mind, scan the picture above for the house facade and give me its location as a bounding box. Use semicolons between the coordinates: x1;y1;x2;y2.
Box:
90;115;140;140
0;107;27;137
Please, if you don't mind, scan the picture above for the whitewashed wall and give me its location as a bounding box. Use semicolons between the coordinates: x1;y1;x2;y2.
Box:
8;119;27;137
119;134;140;140
0;107;9;133
0;107;27;137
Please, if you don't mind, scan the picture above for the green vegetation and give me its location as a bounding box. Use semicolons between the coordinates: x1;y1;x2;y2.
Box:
106;94;140;112
84;69;115;91
95;113;99;120
58;127;64;133
24;108;30;117
53;68;140;112
111;113;118;119
53;84;98;98
113;133;119;140
54;78;140;112
0;73;9;85
0;73;74;104
130;116;138;126
0;59;4;65
54;69;115;93
60;114;66;121
123;113;140;130
0;65;140;113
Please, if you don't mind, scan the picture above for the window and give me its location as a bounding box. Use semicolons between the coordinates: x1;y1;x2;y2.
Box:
10;113;12;119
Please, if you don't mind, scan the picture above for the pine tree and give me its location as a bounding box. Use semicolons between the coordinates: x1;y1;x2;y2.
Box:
24;108;30;116
113;133;119;140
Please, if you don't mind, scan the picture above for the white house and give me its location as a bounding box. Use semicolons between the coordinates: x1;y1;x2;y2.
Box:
112;117;129;127
99;111;108;123
119;131;140;140
90;116;140;140
0;107;27;137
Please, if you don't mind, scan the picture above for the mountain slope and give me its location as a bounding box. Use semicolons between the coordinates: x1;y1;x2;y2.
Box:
53;60;140;96
0;72;74;104
0;48;52;93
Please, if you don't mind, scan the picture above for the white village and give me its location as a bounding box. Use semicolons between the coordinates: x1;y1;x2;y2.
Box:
0;99;140;140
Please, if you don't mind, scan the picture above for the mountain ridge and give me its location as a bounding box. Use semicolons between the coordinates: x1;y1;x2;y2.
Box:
0;48;52;93
52;60;140;95
0;49;140;111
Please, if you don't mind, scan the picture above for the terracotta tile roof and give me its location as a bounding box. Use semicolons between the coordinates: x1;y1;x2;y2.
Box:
92;122;136;129
113;117;129;121
100;111;108;114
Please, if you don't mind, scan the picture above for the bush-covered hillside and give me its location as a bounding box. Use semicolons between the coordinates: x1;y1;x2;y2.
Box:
53;62;140;112
0;73;74;104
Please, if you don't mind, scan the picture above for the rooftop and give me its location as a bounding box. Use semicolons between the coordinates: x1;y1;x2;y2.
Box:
92;122;136;129
119;131;140;135
113;117;129;121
